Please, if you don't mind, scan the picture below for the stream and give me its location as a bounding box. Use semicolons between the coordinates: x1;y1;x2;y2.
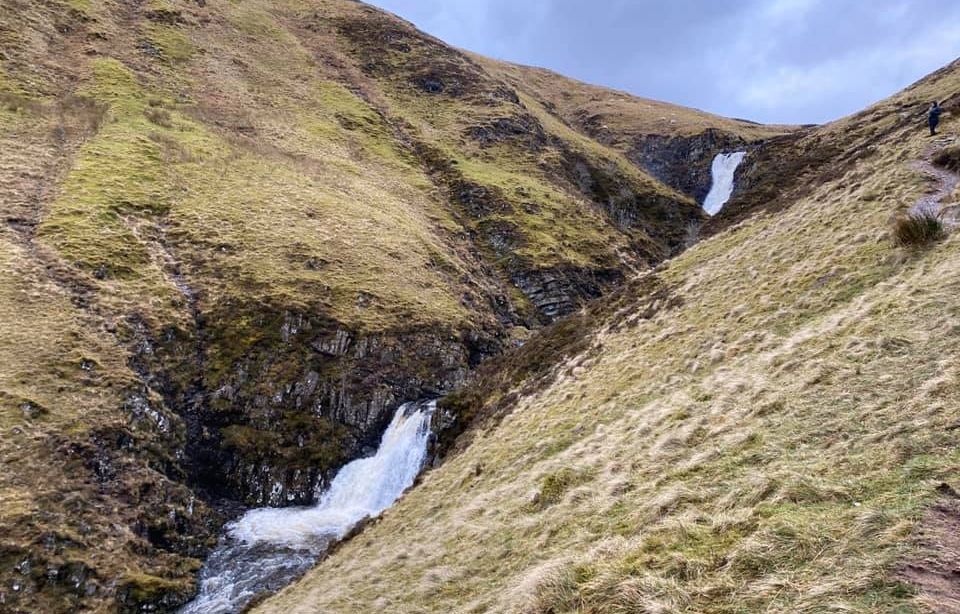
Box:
180;400;436;613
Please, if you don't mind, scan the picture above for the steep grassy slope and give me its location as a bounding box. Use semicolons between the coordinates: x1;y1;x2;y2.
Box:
0;95;217;610
480;58;788;141
0;0;782;611
259;63;960;613
478;57;794;203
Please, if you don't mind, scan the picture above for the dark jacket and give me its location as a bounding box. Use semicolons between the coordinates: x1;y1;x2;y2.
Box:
929;106;942;125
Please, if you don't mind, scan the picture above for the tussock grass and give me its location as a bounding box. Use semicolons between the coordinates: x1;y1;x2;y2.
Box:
892;212;945;248
529;467;592;510
932;145;960;173
144;106;173;128
0;0;739;609
6;0;960;610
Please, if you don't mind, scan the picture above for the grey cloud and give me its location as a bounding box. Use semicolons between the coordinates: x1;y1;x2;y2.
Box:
369;0;960;124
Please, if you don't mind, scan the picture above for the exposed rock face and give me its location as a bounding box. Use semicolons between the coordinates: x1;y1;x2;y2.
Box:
310;329;351;356
147;311;489;508
465;113;548;148
561;149;702;256
1;384;223;614
512;266;623;320
628;129;750;203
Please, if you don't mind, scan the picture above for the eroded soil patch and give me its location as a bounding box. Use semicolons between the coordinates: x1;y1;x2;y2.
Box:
896;484;960;613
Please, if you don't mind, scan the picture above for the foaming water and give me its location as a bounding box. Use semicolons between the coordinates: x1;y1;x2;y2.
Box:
181;400;435;613
703;151;747;215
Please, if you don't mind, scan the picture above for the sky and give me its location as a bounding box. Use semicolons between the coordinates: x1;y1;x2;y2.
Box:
367;0;960;125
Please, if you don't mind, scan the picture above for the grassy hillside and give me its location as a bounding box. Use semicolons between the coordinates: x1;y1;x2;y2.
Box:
0;98;215;610
477;57;795;204
478;57;790;142
259;64;960;613
0;0;779;611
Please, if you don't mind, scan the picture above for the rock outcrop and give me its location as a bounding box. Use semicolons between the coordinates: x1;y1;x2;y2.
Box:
628;128;750;202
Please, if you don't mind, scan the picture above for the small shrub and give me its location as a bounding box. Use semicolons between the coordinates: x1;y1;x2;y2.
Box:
0;92;42;114
539;469;577;506
892;212;945;248
144;107;173;128
933;146;960;173
528;467;591;511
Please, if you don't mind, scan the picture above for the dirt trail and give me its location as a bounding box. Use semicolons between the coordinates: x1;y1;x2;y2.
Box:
909;137;960;219
896;484;960;614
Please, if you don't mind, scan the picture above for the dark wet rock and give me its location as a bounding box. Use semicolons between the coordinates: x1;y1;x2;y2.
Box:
417;73;450;94
167;306;491;507
628;128;749;202
490;85;520;105
465;113;547;148
512;266;623;320
19;400;47;420
452;180;510;218
136;40;162;59
557;148;705;258
477;220;523;257
144;5;185;24
117;573;195;614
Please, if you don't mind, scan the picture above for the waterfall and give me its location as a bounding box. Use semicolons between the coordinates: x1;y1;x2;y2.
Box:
703;151;747;216
181;400;436;614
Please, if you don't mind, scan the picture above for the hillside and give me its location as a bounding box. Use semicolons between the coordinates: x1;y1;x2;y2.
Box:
477;57;793;203
0;0;795;612
258;62;960;613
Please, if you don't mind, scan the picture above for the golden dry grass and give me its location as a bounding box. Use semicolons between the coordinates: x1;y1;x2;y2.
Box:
5;0;957;611
2;0;723;340
476;56;795;142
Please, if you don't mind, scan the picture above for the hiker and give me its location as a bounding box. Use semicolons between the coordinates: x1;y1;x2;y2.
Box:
929;101;942;136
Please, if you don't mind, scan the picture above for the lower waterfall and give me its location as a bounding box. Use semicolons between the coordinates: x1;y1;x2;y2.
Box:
180;400;436;613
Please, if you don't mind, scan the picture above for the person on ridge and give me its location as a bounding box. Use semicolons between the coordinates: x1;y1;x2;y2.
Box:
928;101;942;136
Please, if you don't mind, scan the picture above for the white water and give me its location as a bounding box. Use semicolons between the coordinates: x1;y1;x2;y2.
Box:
181;400;435;613
231;401;435;546
703;151;747;215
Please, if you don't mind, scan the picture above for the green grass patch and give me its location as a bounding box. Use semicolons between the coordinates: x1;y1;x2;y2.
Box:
529;467;592;510
145;24;195;63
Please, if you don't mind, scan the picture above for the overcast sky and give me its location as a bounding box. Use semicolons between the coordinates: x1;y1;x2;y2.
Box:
368;0;960;125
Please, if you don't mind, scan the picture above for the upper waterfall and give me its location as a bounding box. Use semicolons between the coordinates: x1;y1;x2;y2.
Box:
703;151;747;215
